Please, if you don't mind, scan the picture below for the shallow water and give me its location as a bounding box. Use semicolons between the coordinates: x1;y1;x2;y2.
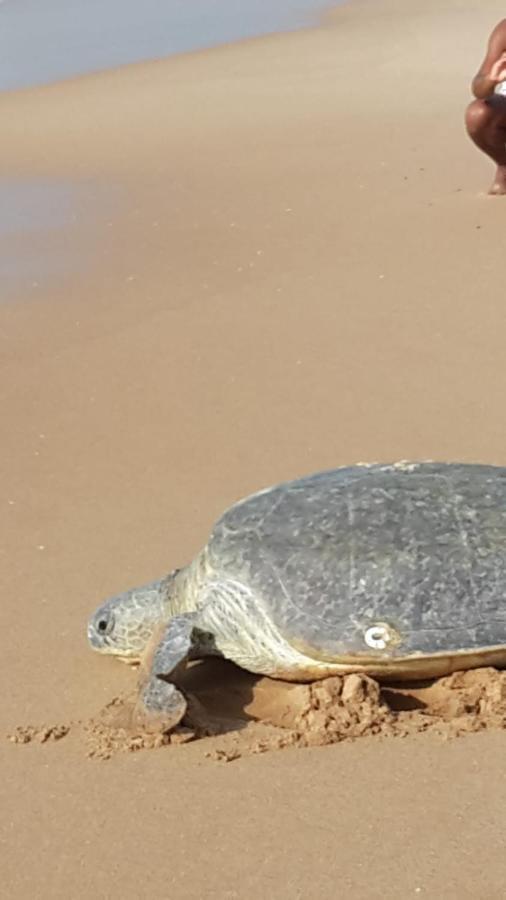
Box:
0;179;119;296
0;0;328;92
0;180;81;239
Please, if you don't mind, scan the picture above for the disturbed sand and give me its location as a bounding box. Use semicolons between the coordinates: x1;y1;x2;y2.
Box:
2;0;506;895
9;664;506;764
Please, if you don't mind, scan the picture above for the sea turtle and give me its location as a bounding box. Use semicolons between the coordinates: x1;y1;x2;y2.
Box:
87;461;506;733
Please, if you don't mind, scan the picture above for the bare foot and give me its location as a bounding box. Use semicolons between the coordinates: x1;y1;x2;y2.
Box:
489;165;506;194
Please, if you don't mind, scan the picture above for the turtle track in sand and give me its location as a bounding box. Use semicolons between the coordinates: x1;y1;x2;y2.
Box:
7;660;506;761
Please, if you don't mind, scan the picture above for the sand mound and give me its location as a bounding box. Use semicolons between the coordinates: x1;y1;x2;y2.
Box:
7;662;506;761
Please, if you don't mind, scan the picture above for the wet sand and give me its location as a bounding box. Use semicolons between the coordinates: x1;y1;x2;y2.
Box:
2;0;506;895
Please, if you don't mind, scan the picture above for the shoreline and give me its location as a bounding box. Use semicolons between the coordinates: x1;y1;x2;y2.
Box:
0;0;335;93
0;9;336;103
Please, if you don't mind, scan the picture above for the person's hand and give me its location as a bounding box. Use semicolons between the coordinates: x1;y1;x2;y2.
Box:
489;53;506;83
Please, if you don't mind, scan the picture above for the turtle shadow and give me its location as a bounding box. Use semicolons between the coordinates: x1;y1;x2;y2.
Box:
379;679;435;712
379;673;492;716
174;658;316;736
174;658;263;736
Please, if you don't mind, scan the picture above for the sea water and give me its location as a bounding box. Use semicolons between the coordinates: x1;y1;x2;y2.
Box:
0;0;329;92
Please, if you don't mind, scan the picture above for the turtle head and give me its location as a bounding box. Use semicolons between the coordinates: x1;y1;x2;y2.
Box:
87;572;179;662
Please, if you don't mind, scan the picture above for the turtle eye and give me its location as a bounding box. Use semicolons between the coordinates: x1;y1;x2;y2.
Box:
96;612;114;635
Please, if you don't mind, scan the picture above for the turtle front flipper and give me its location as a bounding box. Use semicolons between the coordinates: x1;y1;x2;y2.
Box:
133;613;198;734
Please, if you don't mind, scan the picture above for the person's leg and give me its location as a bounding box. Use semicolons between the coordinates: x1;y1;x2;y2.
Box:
465;97;506;193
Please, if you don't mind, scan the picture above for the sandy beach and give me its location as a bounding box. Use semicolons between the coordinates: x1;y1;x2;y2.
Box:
2;0;506;895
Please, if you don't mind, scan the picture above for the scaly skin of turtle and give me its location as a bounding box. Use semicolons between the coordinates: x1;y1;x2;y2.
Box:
132;613;198;734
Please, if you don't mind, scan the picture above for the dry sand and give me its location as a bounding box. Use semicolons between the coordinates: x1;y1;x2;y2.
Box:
2;0;506;895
